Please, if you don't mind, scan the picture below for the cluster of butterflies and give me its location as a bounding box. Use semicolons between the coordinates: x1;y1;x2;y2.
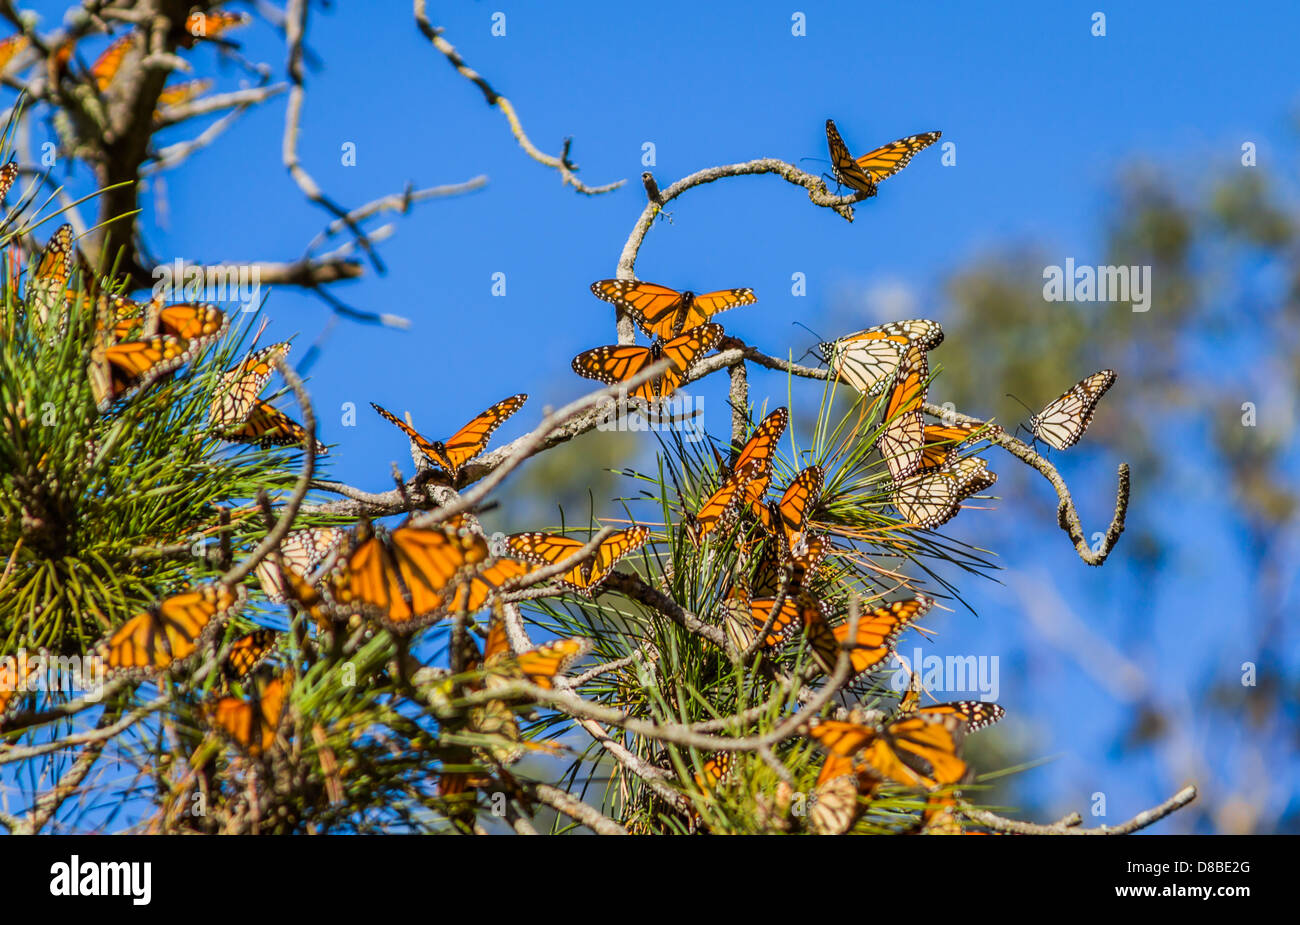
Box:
0;203;324;448
0;9;244;107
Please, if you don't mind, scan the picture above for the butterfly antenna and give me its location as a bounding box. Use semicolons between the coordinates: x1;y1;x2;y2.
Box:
1005;392;1036;417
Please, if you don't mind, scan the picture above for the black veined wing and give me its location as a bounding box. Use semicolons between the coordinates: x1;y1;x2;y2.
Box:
734;407;788;471
1029;369;1117;451
371;393;527;483
826;119;941;193
0;34;28;73
482;614;592;690
505;526;648;594
810;753;872;835
209;342;291;430
688;458;766;542
590;279;756;340
877;345;930;482
891;455;997;529
29;224;75;326
100;584;244;677
751;531;828;596
253;526;343;603
153;302;227;344
823;595;932;676
327;522;491;633
90;32;138;90
693;751;733;795
0;161;17;201
571;323;722;402
443;556;536;613
88;335;194;412
222;400;326;454
723;580;804;651
897;678;1006;732
808;713;968;791
918;421;989;472
756;465;823;547
181;10;250;47
819;320;943;395
223;629;280;680
205;670;292;758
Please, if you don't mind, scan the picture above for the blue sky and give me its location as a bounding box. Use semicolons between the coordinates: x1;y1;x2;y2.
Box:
17;0;1300;830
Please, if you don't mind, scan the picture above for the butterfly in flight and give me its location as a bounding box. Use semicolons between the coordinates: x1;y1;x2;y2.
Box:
1026;369;1116;451
818;319;944;396
590;279;756;340
572;323;722;402
371;394;527;484
825;119;941;195
505;526;649;595
99;584;244;677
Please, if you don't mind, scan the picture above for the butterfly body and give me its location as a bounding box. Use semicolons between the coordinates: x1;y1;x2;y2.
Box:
591;279;755;339
572;323;722;402
1028;369;1116;450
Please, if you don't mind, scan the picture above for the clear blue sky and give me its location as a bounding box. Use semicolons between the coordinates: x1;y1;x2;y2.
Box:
22;0;1300;830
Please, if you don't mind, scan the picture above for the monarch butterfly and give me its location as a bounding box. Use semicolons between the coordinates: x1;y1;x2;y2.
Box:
751;530;827;596
721;580;804;651
892;455;996;530
442;556;536;614
100;584;244;677
877;346;930;482
1028;369;1117;451
90;32;138;90
818;320;944;396
590;279;756;340
756;465;823;547
29;224;75;326
808;712;968;791
693;751;733;794
252;526;343;603
181;10;250;47
897;677;1006;732
825;119;941;195
0;161;16;202
0;34;28;73
917;421;990;472
223;629;280;680
505;526;649;595
809;752;867;835
222;400;326;454
481;614;592;690
328;522;491;632
209;342;291;430
725;405;789;518
205;671;292;758
156;78;213;110
689;458;767;542
112;301;227;346
806;595;932;677
571;323;722;402
88;335;194;412
371;394;527;483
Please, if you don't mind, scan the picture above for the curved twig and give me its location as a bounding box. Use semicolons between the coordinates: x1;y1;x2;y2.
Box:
962;785;1196;835
413;1;623;196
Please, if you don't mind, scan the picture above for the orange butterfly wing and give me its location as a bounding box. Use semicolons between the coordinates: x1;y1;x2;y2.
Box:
210;342;291;429
878;346;929;482
831;595;932;674
852;131;942;182
224;400;326;454
439;393;528;473
102;585;241;676
90;32;137;90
